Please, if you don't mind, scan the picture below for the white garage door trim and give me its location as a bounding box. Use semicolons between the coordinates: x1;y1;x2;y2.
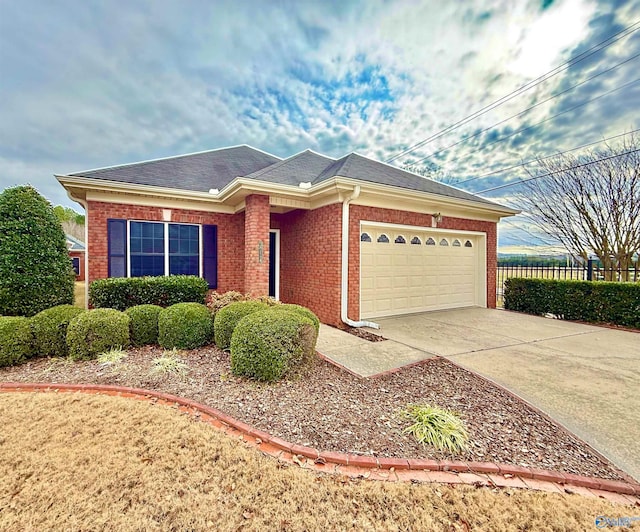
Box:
359;221;487;319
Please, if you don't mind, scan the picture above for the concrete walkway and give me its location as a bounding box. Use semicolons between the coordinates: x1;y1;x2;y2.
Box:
316;324;433;377
317;308;640;482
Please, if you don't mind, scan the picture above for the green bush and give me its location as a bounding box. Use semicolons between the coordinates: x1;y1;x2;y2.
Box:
31;304;86;357
230;309;317;382
504;278;640;329
89;275;208;311
214;301;269;350
271;304;320;334
158;303;213;349
0;185;75;316
0;316;34;367
66;309;130;361
125;304;163;346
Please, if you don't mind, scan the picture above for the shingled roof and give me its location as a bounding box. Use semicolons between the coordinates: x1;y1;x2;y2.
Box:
67;144;500;207
69;145;281;192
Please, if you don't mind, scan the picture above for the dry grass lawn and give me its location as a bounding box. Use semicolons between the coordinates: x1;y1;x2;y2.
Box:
0;393;636;531
74;281;85;308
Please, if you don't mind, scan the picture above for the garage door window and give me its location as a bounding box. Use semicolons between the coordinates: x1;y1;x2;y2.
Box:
377;234;389;243
360;232;372;242
426;237;436;245
411;237;421;245
394;235;406;244
452;239;461;247
465;240;473;247
440;238;449;246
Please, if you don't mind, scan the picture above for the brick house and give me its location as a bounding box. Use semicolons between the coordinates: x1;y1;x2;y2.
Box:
57;145;517;326
66;234;85;281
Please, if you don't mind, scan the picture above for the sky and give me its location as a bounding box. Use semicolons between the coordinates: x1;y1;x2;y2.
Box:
1;0;639;253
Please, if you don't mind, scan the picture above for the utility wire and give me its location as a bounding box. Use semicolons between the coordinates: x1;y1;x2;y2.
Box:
455;127;640;185
385;20;640;163
436;76;640;169
476;147;640;194
406;52;640;166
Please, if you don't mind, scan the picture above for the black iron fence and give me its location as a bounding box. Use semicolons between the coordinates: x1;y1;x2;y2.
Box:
496;260;640;307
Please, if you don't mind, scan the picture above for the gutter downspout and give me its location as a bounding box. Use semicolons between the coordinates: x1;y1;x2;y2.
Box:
341;186;379;329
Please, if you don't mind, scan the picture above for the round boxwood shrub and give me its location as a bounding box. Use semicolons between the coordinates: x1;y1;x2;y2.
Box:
0;316;34;367
125;304;163;346
158;302;213;349
31;304;86;357
230;309;317;382
214;301;269;350
66;309;130;361
271;304;320;334
0;185;75;316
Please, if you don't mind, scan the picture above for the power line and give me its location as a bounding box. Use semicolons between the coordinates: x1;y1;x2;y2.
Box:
406;52;640;166
501;219;556;246
437;76;640;169
385;20;640;163
455;128;640;185
476;147;640;194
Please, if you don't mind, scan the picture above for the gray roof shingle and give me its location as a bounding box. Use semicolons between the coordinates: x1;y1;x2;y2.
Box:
66;144;504;209
69;145;281;192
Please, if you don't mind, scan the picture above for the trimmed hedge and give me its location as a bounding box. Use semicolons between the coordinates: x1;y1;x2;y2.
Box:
125;304;163;346
66;309;130;361
230;309;317;382
0;316;33;367
271;304;320;334
158;303;213;349
89;276;208;311
214;301;269;350
504;278;640;329
31;304;86;357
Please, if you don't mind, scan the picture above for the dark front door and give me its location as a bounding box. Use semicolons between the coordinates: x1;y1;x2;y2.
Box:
268;230;277;298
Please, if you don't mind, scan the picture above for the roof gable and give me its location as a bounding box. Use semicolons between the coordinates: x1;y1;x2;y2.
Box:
244;150;336;186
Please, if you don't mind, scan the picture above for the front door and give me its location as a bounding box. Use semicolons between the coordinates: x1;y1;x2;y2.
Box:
268;230;280;299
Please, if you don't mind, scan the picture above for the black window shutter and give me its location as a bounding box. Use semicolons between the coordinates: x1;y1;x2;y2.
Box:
108;219;127;277
202;224;218;289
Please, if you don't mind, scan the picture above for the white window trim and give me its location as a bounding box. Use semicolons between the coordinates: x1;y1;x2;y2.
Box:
127;220;202;278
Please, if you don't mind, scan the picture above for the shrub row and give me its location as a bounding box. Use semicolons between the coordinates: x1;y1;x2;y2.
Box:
504;278;640;329
89;276;208;311
1;289;321;383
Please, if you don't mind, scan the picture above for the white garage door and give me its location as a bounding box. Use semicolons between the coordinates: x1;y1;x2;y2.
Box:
360;223;485;319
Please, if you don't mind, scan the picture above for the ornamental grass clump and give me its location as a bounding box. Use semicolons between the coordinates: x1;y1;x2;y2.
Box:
401;404;469;453
151;349;189;377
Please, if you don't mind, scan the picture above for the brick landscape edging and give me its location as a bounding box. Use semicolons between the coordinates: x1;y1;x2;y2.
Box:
1;382;638;502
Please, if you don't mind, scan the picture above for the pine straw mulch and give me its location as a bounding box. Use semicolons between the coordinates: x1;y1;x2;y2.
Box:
0;346;627;481
3;392;637;532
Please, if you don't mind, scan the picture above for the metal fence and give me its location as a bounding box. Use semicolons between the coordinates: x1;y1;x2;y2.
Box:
496;261;640;307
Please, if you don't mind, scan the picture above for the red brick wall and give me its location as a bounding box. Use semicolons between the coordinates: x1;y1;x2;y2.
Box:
348;205;497;319
69;251;85;281
276;204;343;325
86;201;245;292
244;194;271;296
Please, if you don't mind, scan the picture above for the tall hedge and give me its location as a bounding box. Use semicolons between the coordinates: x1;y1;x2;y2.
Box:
0;185;75;316
504;278;640;329
89;275;208;311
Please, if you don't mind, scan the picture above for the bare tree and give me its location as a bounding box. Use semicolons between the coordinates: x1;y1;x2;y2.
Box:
518;134;640;280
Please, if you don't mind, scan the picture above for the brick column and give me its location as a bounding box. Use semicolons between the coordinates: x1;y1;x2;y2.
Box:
244;194;271;295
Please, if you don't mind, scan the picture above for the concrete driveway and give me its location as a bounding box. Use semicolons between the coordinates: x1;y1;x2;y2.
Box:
372;308;640;481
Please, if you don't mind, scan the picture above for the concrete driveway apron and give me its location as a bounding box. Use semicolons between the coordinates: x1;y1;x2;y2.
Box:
371;308;640;481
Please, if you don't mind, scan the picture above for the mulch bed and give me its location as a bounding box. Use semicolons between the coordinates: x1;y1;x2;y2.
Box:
0;346;626;481
333;325;387;342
